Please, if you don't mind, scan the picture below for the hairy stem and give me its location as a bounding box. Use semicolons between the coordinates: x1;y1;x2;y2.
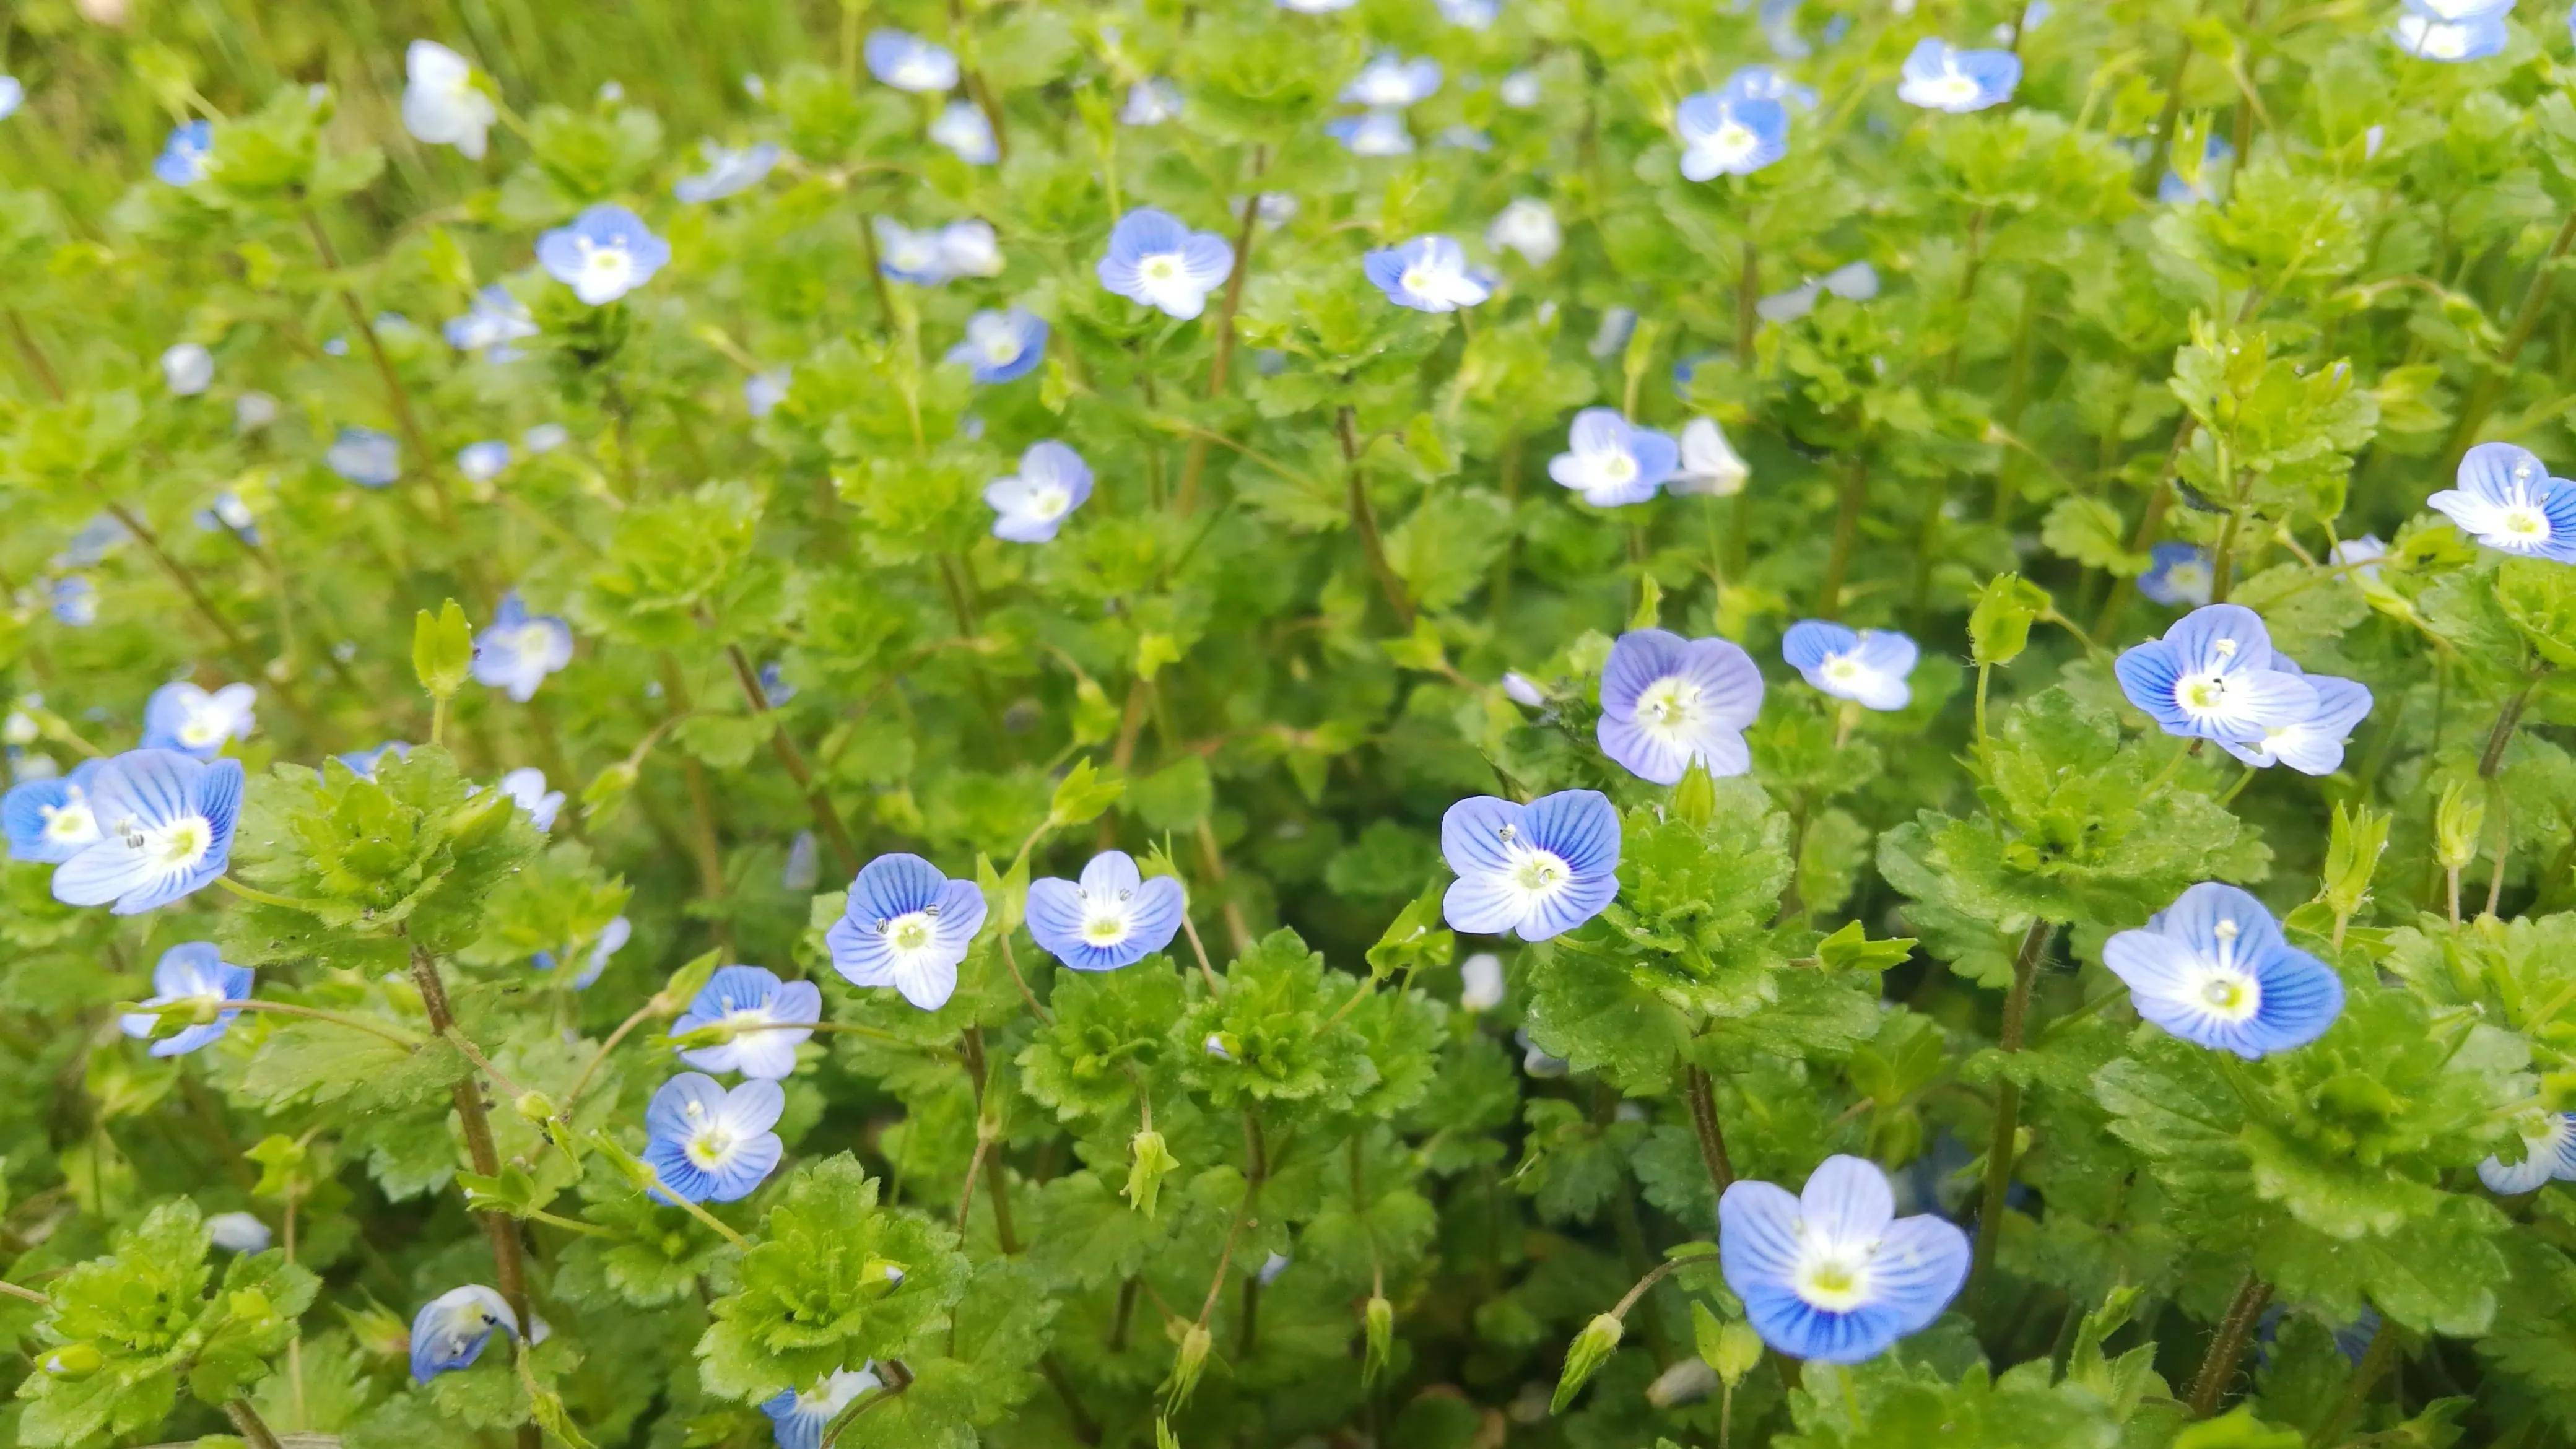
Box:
1681;1063;1736;1196
2187;1273;2274;1416
1969;919;2053;1304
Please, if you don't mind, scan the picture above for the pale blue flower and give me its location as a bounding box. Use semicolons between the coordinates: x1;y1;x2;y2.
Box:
1720;1155;1969;1364
523;422;569;452
763;1368;883;1449
877;219;956;285
328;427;401;487
2138;542;2214;606
48;577;96;627
444;285;536;359
162;342;213;396
1122;80;1183;126
984;441;1092;542
2159;136;2234;206
50;749;244;915
1783;621;1918;711
2113;604;2317;744
1487;199;1561;265
1676;92;1789;180
1590;308;1638;359
1364;235;1494;313
1437;0;1500;28
536;204;670;305
3;759;103;864
1757;261;1880;323
1440;789;1621;941
825;853;989;1011
1099;207;1234;320
472;593;573;702
457;440;511;482
1597;629;1765;783
947;308;1048;383
2479;1112;2576;1194
235;393;280;433
336;741;411;778
1499;71;1542;108
1549;409;1679;507
1279;0;1358;12
645;1073;785;1203
865;30;959;92
410;1286;516;1383
675;141;780;203
206;1212;271;1253
0;77;21;122
1723;64;1817;110
1342;53;1442;108
930;100;998;164
759;661;795;705
2217;660;2373;775
2102;882;2344;1059
1436;124;1493;152
1671;419;1750;497
2332;534;2387;581
533;915;629;989
155;121;212;186
1325;109;1414;156
144;681;256;757
673;965;821;1079
2392;3;2511;59
937;219;1003;277
782;832;820;891
1460;952;1505;1011
1897;38;2021;111
498;767;564;832
403;41;495;159
746;368;792;417
118;942;250;1057
195;490;259;543
2429;442;2576;561
1027;850;1186;971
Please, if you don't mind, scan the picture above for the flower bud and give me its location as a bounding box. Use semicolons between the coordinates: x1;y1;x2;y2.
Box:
1125;1128;1177;1219
1203;1031;1238;1062
2434;780;2485;872
1647;1356;1719;1408
1362;1294;1395;1386
1550;1312;1624;1412
1710;1321;1764;1386
1161;1321;1214;1410
513;1090;559;1125
861;1256;907;1290
41;1344;101;1379
2322;801;2388;925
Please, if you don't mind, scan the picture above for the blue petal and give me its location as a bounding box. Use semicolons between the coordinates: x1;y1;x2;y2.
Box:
1440;796;1525;879
1781;620;1857;671
1520;790;1619;877
848;853;947;921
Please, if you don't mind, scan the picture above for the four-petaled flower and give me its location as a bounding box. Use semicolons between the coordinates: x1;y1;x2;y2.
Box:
328;427;401;488
162;342;213;396
2478;1112;2576;1195
985;441;1094;542
1486;199;1561;266
50;749;243;915
1325;110;1414;156
143;681;256;758
1675;92;1790;180
1027;850;1186;971
1549;409;1679;507
402;40;496;159
2113;603;2317;744
1364;235;1494;313
118;942;251;1058
1440;789;1621;941
1341;53;1442;108
537;204;671;306
1121;80;1183;127
644;1072;785;1203
2138;541;2215;606
1670;418;1750;496
472;592;575;702
674;141;779;203
865;30;959;92
2218;658;2374;775
2102;882;2346;1059
1783;621;1919;713
410;1286;518;1384
3;759;103;864
155;121;212;186
444;284;536;359
2429;442;2576;561
458;440;511;482
1099;207;1235;320
1596;629;1766;783
827;853;989;1010
2391;3;2510;61
1719;1155;1970;1364
762;1367;884;1449
672;965;820;1079
931;100;999;164
947;307;1048;385
533;915;629;990
498;767;565;833
1896;38;2022;112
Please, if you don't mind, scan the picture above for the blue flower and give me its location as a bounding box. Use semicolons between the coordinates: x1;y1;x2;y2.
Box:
644;1072;785;1203
51;748;244;914
2478;1112;2576;1194
1098;208;1235;320
1783;622;1918;712
1325;110;1414;156
536;204;671;306
875;219;957;285
759;661;796;705
0;77;21;122
472;592;574;702
497;767;564;833
410;1286;517;1383
1549;409;1679;507
443;285;536;359
1364;235;1495;313
2102;882;2344;1059
402;41;496;159
946;307;1048;384
523;422;568;453
674;141;780;203
1674;92;1790;180
931;100;999;164
1672;419;1750;497
1723;64;1818;110
2332;534;2387;581
1597;629;1765;783
533;915;629;989
672;965;821;1079
1437;0;1500;28
196;490;259;544
984;441;1094;542
2392;3;2511;60
117;942;251;1058
4;759;105;864
1719;1155;1970;1364
2138;542;2214;606
2429;442;2576;560
1122;79;1183;126
1486;199;1561;266
1027;850;1186;972
1279;0;1357;12
1439;789;1621;941
2218;659;2373;775
457;440;511;482
762;1368;884;1449
865;30;959;92
825;853;989;1010
207;1212;271;1254
336;741;411;779
1342;53;1442;108
1896;38;2021;112
328;427;401;487
48;577;96;627
746;367;792;417
143;681;256;757
155;120;212;185
2159;136;2234;206
162;342;214;396
2113;604;2317;744
936;219;1003;277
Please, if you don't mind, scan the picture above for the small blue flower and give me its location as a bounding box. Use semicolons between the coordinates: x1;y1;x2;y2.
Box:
1325;109;1414;156
533;915;629;989
825;853;990;1011
930;100;999;164
2113;604;2317;744
144;681;256;757
497;767;564;833
984;441;1094;542
1549;409;1679;507
457;440;511;482
1674;92;1790;180
402;41;496;159
1723;64;1818;110
1487;199;1561;266
1719;1155;1970;1364
118;942;251;1058
162;342;214;396
2429;442;2576;560
1027;850;1186;972
675;141;780;203
1597;629;1765;783
1896;38;2021;112
1364;235;1494;313
937;219;1003;278
2332;534;2387;581
328;427;401;488
2158;136;2234;206
865;30;959;92
472;593;574;702
746;367;793;417
410;1286;518;1384
1440;788;1621;941
759;661;796;705
762;1368;884;1449
2478;1112;2576;1194
207;1212;271;1253
644;1072;785;1203
2138;542;2214;606
48;577;96;627
1099;208;1234;320
2217;661;2373;776
1279;0;1358;12
673;966;821;1079
2102;882;2344;1059
1783;622;1918;712
444;285;536;359
0;77;22;122
4;758;104;864
155;120;213;186
51;749;244;915
946;307;1048;384
1672;418;1750;496
194;490;259;543
2391;4;2510;60
1342;53;1443;108
875;219;957;285
336;741;411;779
782;832;820;891
536;204;671;306
1121;80;1183;126
523;422;569;453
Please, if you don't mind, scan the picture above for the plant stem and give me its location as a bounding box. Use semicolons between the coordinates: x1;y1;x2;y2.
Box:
0;1279;48;1307
1336;406;1416;627
1609;1251;1723;1321
207;999;424;1050
1969;919;2052;1305
2187;1273;2274;1416
1681;1063;1736;1196
1175;149;1268;516
1816;458;1869;620
2479;677;2539;780
721;641;860;876
2308;1313;2397;1447
224;1399;285;1449
214;876;329;913
2444;204;2576;464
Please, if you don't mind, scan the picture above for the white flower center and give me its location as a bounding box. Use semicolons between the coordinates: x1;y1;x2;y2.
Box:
2178;671;2230;714
1707;120;1755;162
892;242;935;271
1824;655;1863;684
1509;848;1569;894
43;795;95;842
1400;265;1434;296
1142;255;1180;282
983;336;1020;364
1925;70;1981;106
1599;452;1637;482
1082;910;1130;944
689;1124;736;1167
578;240;632;290
1635;676;1702;738
881;910;937;952
1792;1242;1873;1313
2502;507;2548;540
178;710;226;747
139;815;212;868
1024;484;1072;521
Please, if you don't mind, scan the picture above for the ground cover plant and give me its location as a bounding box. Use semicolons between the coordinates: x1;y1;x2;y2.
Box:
1;0;2575;1444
